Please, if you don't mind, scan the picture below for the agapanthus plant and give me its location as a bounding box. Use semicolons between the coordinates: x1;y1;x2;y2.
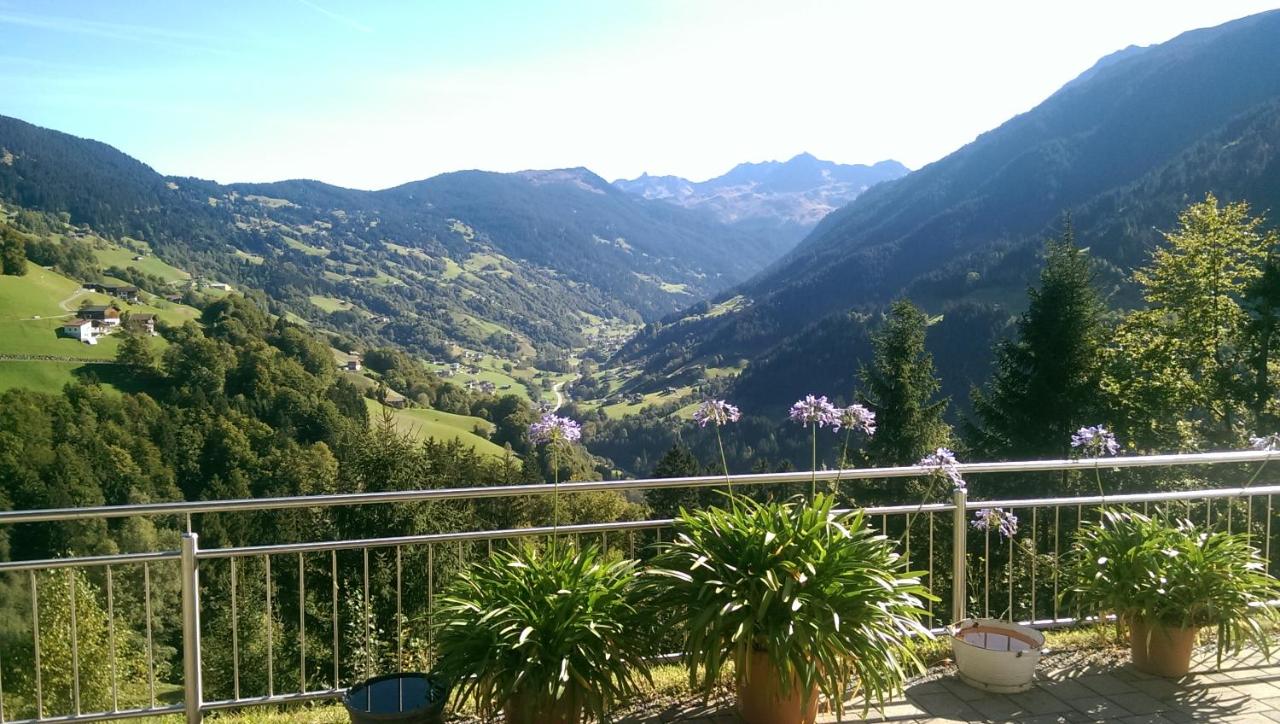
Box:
528;413;582;538
902;448;965;537
971;507;1018;540
1071;424;1120;503
1252;434;1280;452
693;398;742;499
830;403;876;496
919;447;965;491
790;395;840;498
1071;425;1119;457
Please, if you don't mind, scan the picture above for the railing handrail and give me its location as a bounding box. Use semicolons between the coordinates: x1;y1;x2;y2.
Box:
6;484;1279;572
1;449;1275;526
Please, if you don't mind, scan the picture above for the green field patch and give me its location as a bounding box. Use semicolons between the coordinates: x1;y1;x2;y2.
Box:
599;385;693;419
232;249;265;264
245;194;297;209
0;360;156;396
93;243;190;282
309;295;357;313
0;263;86;318
439;257;464;280
363;398;507;458
463;252;513;278
383;242;432;261
281;236;329;256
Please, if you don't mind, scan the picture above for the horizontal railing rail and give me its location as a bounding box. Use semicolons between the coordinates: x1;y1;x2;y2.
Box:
2;450;1279;723
0;449;1273;526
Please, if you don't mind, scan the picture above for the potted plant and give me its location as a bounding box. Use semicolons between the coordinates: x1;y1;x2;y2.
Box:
1065;507;1280;677
644;493;934;724
432;542;656;723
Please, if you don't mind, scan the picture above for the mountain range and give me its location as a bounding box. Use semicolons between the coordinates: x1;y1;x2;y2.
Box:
0;117;852;358
614;154;908;243
617;9;1280;414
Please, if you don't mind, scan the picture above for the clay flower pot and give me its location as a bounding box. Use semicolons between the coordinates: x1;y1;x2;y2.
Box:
1129;618;1198;678
736;649;819;724
503;689;582;724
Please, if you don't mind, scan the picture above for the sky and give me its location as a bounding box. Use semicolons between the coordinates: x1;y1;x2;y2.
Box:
2;1;1278;190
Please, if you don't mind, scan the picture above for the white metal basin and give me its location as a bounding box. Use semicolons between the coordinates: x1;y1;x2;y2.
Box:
950;618;1045;693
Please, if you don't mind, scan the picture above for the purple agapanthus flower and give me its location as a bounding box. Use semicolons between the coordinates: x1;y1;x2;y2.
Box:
1071;425;1120;457
972;507;1018;540
693;399;742;428
918;447;965;490
528;413;581;446
1250;433;1280;452
836;404;876;436
789;395;840;429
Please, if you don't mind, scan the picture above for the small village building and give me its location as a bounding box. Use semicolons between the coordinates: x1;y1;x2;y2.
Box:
62;319;99;344
126;313;157;335
79;305;121;327
82;283;140;302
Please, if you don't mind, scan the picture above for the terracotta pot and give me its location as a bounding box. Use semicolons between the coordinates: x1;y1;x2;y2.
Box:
1129;618;1198;678
503;689;581;724
736;649;819;724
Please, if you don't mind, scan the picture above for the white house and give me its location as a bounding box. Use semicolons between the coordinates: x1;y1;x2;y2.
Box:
63;319;99;344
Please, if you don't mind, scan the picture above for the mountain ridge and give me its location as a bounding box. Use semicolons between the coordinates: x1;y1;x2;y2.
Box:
613;153;909;241
0;114;798;360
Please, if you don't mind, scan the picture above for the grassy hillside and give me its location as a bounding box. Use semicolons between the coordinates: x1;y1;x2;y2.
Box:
363;398;508;458
93;239;191;282
0;262;195;360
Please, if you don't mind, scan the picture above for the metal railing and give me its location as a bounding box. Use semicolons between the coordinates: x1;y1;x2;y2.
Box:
0;449;1277;723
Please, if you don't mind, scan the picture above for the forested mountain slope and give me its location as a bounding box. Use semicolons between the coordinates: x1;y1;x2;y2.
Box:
617;9;1280;414
0;116;789;359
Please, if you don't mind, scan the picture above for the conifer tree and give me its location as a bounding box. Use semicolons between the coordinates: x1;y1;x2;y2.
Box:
858;300;951;467
644;443;705;518
967;221;1108;459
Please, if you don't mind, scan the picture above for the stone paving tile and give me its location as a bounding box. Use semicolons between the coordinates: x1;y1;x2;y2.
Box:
1008;688;1074;715
1107;690;1168;715
1067;694;1133;719
1078;673;1139;696
633;647;1280;722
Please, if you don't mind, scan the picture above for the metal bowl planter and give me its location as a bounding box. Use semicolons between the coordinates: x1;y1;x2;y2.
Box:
950;618;1045;693
343;672;450;724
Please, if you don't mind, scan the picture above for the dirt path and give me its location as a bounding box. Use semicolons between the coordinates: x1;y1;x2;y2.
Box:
58;288;91;312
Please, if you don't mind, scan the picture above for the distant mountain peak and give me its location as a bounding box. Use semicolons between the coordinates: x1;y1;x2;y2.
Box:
614;154;909;239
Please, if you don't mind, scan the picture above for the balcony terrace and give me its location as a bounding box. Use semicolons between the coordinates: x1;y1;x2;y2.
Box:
1;450;1279;723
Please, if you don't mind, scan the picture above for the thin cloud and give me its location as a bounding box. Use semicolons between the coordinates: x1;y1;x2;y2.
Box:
0;10;238;56
294;0;372;33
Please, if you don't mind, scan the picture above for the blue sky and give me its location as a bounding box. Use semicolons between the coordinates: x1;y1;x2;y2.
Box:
2;0;1278;189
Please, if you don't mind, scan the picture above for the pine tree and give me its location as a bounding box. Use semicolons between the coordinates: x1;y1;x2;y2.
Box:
644;443;705;518
1243;253;1280;429
966;222;1108;459
858;300;951;467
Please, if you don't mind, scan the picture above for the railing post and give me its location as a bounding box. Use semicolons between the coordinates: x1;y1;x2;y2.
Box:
951;487;967;624
181;533;203;724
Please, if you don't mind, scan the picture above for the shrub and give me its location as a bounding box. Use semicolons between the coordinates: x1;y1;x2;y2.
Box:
644;493;934;714
1066;507;1280;660
432;543;655;722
